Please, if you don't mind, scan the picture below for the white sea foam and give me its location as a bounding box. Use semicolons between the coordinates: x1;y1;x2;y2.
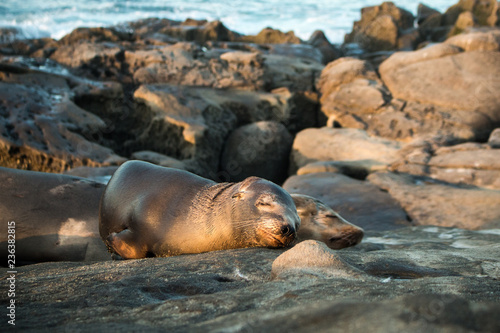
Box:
1;0;457;43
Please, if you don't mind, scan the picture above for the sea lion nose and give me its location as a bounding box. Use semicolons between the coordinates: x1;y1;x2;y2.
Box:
280;225;295;236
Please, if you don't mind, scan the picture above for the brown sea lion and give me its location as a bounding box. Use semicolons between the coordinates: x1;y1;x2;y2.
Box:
99;161;300;259
0;167;109;265
291;194;364;249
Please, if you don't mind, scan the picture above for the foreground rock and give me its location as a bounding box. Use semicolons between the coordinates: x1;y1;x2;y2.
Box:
368;172;500;229
3;226;499;331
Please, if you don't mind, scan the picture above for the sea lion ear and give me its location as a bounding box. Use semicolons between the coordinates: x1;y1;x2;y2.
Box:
232;191;245;199
238;176;261;191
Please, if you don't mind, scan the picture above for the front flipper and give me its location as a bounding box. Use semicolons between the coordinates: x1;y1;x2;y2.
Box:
106;229;147;259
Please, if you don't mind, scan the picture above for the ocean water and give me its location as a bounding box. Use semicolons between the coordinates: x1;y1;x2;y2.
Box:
1;0;457;43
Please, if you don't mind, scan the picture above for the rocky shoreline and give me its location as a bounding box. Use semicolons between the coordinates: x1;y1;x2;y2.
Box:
1;0;500;331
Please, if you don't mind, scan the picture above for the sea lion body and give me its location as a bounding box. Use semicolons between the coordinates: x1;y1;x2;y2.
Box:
0;167;109;265
99;161;300;259
291;194;364;249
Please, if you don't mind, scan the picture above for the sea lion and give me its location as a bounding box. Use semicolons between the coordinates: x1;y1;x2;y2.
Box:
291;194;364;249
0;167;109;265
99;160;300;259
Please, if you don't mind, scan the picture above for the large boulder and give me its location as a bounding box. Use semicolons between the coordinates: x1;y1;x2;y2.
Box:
290;127;402;173
444;0;498;28
368;172;500;229
132;84;317;178
379;45;500;141
283;172;411;231
132;84;236;176
220;121;293;183
316;54;485;142
445;28;500;51
344;2;415;51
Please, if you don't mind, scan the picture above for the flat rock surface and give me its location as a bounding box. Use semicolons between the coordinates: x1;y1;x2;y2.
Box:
3;226;499;332
368;171;500;229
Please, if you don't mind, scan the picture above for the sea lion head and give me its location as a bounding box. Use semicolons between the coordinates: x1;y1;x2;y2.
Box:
291;194;364;249
230;177;300;248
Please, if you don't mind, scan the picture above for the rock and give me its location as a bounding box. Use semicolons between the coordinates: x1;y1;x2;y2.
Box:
443;0;498;27
345;2;415;51
317;52;493;142
220;121;293;183
239;27;302;44
263;53;324;92
58;27;134;45
131;151;187;170
0;37;56;57
445;27;500;51
127;43;323;92
132;84;236;177
380;47;500;140
283;172;411;231
271;240;363;279
290;128;402;173
316;57;381;114
307;30;342;64
264;43;324;64
449;11;477;36
368;172;500;229
157;19;238;44
391;142;500;189
131;84;318;178
6;226;499;331
459;0;498;26
50;41;125;80
417;3;441;25
0;167;108;264
488;128;500;148
0;61;125;172
419;1;499;43
297;160;387;179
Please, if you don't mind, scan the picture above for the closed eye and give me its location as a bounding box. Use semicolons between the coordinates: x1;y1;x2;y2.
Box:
325;214;339;219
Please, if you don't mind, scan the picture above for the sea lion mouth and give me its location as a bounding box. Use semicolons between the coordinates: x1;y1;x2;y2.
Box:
258;228;296;248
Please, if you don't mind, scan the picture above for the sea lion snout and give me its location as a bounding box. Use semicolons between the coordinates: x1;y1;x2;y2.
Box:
324;226;364;249
291;194;364;250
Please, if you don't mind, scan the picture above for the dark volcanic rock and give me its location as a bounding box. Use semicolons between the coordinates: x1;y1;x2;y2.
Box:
3;226;499;331
220;121;293;183
0;60;125;172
